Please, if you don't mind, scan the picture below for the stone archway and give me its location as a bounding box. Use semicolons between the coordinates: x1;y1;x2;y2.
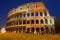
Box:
41;27;44;34
51;27;54;33
31;20;34;24
27;28;30;33
19;28;22;33
31;28;34;33
46;27;49;33
16;29;18;33
36;28;39;33
23;28;25;32
36;20;39;24
10;28;12;33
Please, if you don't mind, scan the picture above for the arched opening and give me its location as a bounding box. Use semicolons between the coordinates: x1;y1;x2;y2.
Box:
31;12;34;16
36;12;38;16
16;15;19;18
40;19;44;24
16;22;18;25
31;28;34;33
31;20;34;24
36;20;39;24
19;14;22;18
51;27;54;33
23;28;25;32
44;12;47;16
50;19;52;24
19;28;22;33
45;27;49;33
27;13;30;17
10;22;14;26
16;29;18;33
41;27;44;35
13;21;15;25
40;12;42;16
27;28;30;33
27;20;30;24
23;20;26;24
10;29;12;33
19;20;22;25
45;19;48;24
36;28;39;32
41;27;44;32
23;13;26;17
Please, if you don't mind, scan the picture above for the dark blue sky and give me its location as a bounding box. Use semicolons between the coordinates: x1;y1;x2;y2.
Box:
0;0;60;27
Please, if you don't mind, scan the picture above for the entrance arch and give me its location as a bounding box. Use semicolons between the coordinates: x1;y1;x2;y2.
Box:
23;28;25;32
27;28;30;33
51;27;54;33
41;27;44;34
19;28;22;33
16;29;18;33
36;28;39;33
46;27;49;33
31;28;34;33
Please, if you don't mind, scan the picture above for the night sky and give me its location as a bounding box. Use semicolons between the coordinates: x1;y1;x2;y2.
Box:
0;0;60;27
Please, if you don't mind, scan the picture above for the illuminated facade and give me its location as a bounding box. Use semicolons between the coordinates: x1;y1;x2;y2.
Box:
6;2;55;34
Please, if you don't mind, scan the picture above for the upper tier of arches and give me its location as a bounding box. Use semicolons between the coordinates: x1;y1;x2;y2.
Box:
7;2;49;18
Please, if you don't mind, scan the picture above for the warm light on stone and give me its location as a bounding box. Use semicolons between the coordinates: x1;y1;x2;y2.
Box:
6;2;55;34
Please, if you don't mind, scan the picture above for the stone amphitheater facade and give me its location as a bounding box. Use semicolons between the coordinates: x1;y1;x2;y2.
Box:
6;2;55;34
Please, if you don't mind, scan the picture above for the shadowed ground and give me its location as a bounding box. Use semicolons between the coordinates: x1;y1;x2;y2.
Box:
0;33;60;40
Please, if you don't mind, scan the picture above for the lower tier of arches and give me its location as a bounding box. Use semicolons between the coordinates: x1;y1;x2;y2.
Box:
6;26;55;34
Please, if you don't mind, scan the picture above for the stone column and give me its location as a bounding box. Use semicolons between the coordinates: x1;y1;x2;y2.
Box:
40;28;41;34
48;19;50;25
16;28;19;33
52;19;54;24
49;27;51;33
18;21;19;25
34;28;37;34
53;26;55;33
21;28;23;33
19;28;21;33
12;28;14;33
30;28;31;33
44;27;46;34
25;28;27;33
52;26;55;33
18;28;19;33
43;19;45;25
14;29;16;33
10;29;12;33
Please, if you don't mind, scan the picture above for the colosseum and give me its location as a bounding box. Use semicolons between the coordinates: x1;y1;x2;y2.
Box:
6;2;55;34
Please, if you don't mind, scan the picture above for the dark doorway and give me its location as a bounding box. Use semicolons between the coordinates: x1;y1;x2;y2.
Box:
40;20;44;24
16;29;18;33
36;20;39;24
31;28;34;33
10;29;12;33
31;20;34;24
23;28;25;32
46;27;49;33
27;28;30;33
27;20;30;24
36;28;39;32
19;28;22;33
51;27;54;33
23;20;26;24
41;27;44;35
